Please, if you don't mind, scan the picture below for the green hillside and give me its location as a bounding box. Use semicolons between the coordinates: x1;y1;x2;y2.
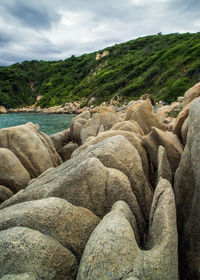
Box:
0;32;200;108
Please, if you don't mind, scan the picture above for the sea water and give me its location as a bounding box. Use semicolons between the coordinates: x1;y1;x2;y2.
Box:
0;113;76;135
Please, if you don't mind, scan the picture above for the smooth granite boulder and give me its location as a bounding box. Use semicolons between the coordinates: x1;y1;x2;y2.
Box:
0;148;31;192
111;120;144;135
124;99;166;134
0;197;100;261
0;185;13;203
59;142;78;162
50;128;70;152
157;146;172;184
77;179;178;280
0;136;150;238
0;274;40;280
183;82;200;107
175;97;200;279
0;123;62;178
0;227;77;280
142;127;183;177
72;130;149;178
0;106;6;114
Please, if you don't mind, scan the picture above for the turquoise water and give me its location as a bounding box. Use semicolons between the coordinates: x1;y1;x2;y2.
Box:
0;113;76;135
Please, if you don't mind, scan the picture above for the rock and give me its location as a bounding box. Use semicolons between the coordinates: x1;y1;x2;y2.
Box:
0;136;151;238
72;130;149;178
70;119;86;144
0;227;77;280
177;96;184;103
181;117;189;146
0;197;99;261
77;179;178;280
80;109;120;143
0;273;40;280
0;148;31;193
183;82;200;107
124;99;166;134
174;97;200;278
167;118;176;132
76;201;140;280
111;120;144;135
173;100;195;142
0;106;7;114
59;142;78;162
0;185;13;203
142;127;183;177
156;105;173;122
157;146;172;184
73;110;91;120
0;156;146;240
50;128;70;152
80;117;100;144
0;123;62;178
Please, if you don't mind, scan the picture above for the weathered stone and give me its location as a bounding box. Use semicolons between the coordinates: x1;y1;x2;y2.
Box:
0;136;150;238
181;116;189;146
0;273;40;280
80;109;120;143
0;123;62;178
59;142;78;162
0;227;77;280
0;197;99;261
174;97;200;279
111;120;144;135
157;146;172;184
142;127;183;177
50;128;70;152
0;185;13;203
73;110;91;120
0;148;31;192
72;130;149;178
77;180;178;280
0;106;7;114
183;82;200;107
124;99;166;134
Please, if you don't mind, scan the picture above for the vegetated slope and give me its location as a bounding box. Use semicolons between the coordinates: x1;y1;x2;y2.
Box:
0;32;200;108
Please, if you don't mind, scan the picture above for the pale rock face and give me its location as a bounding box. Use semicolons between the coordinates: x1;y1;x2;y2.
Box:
0;273;40;280
0;148;31;193
175;97;200;278
183;82;200;107
77;179;178;280
0;197;100;261
111;120;144;135
142;127;183;177
0;227;78;280
0;123;62;178
124;99;166;134
50;128;70;152
0;106;7;114
157;146;172;184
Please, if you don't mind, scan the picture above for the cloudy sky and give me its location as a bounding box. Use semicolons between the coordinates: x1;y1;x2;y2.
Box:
0;0;200;65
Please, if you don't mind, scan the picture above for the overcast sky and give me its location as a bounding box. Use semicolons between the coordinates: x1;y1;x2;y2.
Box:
0;0;200;65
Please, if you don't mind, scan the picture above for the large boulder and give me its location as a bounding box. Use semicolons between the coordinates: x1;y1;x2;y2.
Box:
0;106;6;114
0;186;13;204
0;148;31;193
59;142;78;162
0;157;146;240
50;128;70;152
0;123;62;178
157;146;172;184
80;109;120;143
77;179;178;280
72;130;149;178
124;99;166;134
0;274;39;280
183;82;200;107
0;197;100;261
111;120;144;135
142;127;183;177
0;227;77;280
174;97;200;278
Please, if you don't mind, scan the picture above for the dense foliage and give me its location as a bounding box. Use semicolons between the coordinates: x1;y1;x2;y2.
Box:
0;32;200;108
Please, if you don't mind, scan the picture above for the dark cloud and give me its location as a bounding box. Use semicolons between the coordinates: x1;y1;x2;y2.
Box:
0;32;13;46
2;0;60;30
